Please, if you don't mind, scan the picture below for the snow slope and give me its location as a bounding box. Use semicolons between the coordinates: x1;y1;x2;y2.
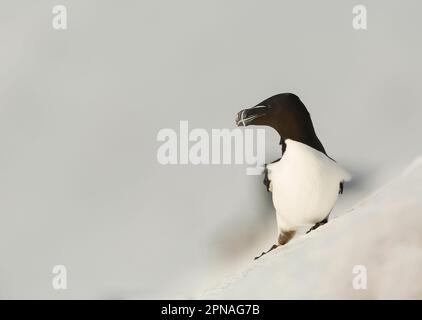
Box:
201;157;422;299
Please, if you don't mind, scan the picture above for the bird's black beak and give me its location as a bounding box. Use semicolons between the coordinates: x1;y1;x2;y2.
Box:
235;106;266;126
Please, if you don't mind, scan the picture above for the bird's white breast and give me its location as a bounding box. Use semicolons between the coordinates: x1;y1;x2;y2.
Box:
267;139;351;231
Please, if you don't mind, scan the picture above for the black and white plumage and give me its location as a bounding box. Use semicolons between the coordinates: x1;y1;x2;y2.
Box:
236;93;351;259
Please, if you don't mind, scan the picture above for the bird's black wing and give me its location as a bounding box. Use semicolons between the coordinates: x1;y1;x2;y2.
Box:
263;158;281;192
339;182;344;194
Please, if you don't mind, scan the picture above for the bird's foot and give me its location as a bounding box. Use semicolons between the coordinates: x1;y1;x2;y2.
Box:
254;230;296;260
306;218;328;234
254;244;278;260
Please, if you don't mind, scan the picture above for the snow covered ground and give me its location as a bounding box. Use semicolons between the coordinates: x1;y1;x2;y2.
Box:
200;157;422;299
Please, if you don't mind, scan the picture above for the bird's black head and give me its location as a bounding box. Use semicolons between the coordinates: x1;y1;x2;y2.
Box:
236;93;326;154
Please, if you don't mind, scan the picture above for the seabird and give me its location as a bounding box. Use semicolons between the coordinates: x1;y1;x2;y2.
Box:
236;93;351;260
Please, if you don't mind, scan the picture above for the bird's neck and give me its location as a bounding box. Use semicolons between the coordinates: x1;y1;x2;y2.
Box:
276;117;327;156
280;134;326;156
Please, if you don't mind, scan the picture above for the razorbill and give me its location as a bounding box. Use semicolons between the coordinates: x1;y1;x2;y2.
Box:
235;93;351;260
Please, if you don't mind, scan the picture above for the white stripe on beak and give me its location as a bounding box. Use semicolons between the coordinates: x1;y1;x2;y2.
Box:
240;109;247;126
